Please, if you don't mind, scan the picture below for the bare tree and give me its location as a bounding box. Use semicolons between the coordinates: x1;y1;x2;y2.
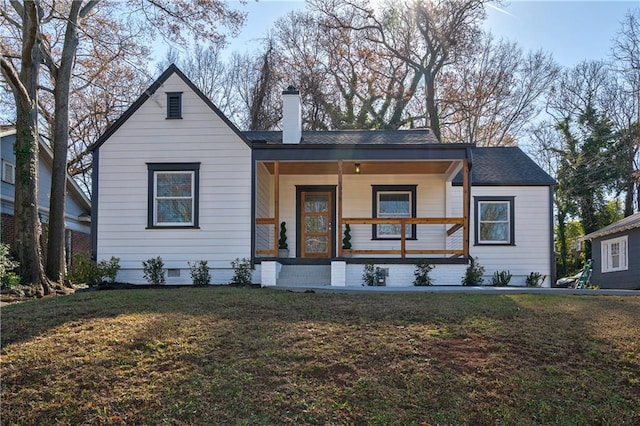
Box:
314;0;489;140
0;1;52;295
440;33;559;146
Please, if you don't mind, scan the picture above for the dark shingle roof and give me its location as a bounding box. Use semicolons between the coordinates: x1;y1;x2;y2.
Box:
243;129;440;145
453;147;556;186
583;212;640;240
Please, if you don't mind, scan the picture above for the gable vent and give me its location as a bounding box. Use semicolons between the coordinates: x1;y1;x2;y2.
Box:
166;92;182;119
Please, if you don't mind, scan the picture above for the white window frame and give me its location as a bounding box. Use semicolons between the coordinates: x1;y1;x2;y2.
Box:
153;170;195;226
601;235;628;273
478;200;511;244
2;160;15;184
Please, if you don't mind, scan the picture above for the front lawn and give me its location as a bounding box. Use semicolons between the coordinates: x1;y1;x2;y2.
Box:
1;288;639;425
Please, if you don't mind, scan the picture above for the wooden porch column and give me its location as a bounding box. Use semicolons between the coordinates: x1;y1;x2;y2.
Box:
463;159;470;257
337;161;343;258
274;161;280;256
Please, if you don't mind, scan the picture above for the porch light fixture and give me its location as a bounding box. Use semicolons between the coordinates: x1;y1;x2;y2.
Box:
355;163;361;174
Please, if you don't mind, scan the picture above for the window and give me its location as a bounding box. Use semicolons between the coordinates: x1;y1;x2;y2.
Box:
147;163;200;228
2;160;15;184
601;235;628;273
474;197;515;245
166;92;182;119
372;185;417;239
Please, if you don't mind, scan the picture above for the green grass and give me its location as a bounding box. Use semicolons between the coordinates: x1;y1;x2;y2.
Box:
1;288;639;425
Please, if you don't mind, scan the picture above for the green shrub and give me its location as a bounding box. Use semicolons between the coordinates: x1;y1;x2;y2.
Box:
362;263;385;286
526;272;546;287
230;258;253;285
68;254;121;286
68;252;102;287
491;270;512;287
413;261;434;286
278;222;288;250
462;257;485;286
0;243;21;289
189;260;211;286
98;257;121;284
143;256;165;284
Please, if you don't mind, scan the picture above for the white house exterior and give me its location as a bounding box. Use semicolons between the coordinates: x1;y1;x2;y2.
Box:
92;65;555;287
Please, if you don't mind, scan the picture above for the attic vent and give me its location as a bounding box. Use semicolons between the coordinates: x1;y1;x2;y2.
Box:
2;160;15;184
166;92;182;119
167;269;180;277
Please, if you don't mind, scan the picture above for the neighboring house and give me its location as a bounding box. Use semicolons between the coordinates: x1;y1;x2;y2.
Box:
582;212;640;290
1;126;91;265
91;65;555;287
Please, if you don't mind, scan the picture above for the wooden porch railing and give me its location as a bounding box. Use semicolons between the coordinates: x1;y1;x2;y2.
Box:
255;217;467;258
340;217;466;258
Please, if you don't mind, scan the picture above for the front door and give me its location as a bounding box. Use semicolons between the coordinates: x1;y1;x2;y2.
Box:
299;189;334;258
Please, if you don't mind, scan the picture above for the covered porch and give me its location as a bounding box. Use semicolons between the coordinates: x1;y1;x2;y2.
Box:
252;144;473;270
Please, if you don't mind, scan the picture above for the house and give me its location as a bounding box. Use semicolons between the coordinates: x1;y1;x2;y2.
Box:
582;212;640;290
90;65;555;287
1;126;91;264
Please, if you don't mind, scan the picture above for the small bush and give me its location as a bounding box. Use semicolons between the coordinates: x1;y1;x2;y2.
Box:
362;263;385;286
413;261;434;286
0;243;21;290
230;258;253;285
491;270;512;287
98;257;120;284
189;260;211;286
526;272;546;287
68;253;102;287
143;256;165;284
462;257;485;286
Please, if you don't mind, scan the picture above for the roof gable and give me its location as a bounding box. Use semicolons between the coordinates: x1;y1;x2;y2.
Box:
452;147;556;186
583;212;640;240
90;64;250;151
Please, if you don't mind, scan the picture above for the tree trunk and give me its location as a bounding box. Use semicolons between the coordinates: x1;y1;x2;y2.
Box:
6;1;52;296
46;1;82;282
424;71;441;141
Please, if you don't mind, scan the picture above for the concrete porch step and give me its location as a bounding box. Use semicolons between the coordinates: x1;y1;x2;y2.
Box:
277;265;331;286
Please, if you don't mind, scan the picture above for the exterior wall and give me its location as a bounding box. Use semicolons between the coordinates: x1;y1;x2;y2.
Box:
450;185;553;286
96;73;252;284
591;229;640;290
255;163;274;254
346;263;467;286
277;173;448;258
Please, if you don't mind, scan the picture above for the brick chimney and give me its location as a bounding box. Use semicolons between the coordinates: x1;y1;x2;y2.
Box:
282;85;301;144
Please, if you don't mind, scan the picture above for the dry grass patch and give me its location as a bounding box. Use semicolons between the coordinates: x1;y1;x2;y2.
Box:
1;288;639;425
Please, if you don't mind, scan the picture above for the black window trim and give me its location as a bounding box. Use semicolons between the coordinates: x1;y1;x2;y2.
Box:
147;162;200;229
474;196;515;246
166;92;183;119
372;184;417;240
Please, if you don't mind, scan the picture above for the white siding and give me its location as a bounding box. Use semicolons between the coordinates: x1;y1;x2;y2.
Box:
96;73;252;284
255;163;273;254
450;185;553;286
277;173;447;257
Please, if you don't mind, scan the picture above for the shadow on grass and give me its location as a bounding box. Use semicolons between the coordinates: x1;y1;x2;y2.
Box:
2;287;639;424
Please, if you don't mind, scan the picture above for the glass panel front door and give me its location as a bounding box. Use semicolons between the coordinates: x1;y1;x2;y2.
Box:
301;191;332;257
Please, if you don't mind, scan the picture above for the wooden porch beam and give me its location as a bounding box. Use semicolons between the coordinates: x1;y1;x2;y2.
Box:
463;158;470;257
338;160;343;258
274;161;280;256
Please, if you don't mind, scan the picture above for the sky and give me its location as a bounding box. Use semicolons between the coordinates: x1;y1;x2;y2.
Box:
218;0;640;68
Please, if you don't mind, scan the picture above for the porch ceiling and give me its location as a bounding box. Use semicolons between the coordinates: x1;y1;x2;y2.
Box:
262;161;454;175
